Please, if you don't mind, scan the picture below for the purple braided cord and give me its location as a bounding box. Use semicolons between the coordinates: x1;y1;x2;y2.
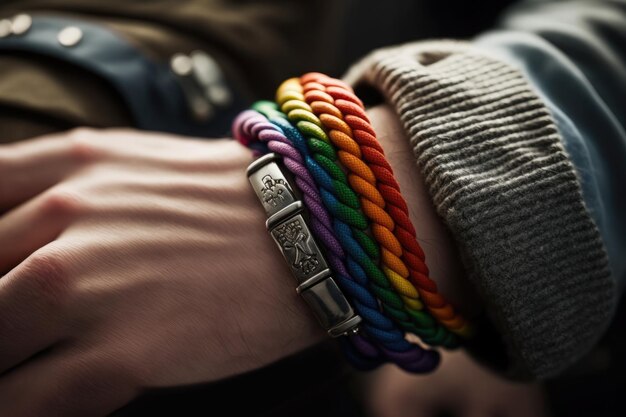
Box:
235;110;438;372
236;111;380;357
242;116;344;257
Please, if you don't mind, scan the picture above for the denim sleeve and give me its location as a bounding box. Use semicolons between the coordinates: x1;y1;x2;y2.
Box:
475;0;626;293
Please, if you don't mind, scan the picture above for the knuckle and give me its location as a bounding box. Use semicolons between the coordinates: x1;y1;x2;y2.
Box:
66;128;103;164
27;248;67;280
41;187;85;218
23;245;74;305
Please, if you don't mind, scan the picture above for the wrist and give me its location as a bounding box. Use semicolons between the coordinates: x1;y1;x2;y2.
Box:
366;104;481;318
239;103;483;372
234;73;484;373
234;161;327;371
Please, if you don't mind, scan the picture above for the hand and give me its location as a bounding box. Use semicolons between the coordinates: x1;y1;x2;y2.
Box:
0;104;477;417
0;129;325;417
366;349;549;417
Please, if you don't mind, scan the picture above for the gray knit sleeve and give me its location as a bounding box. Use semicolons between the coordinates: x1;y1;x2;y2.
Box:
344;41;615;379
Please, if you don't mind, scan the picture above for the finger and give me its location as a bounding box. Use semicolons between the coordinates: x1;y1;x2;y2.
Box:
0;186;79;273
0;345;139;417
0;130;95;211
0;242;75;375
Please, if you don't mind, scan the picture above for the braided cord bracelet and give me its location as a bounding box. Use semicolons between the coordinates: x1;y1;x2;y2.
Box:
234;110;378;369
274;81;457;348
242;107;440;370
300;73;471;337
235;108;439;372
251;104;441;368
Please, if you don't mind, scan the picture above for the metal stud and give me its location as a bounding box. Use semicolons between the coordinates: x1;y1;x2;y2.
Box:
58;26;83;47
11;14;32;36
170;53;193;77
190;50;221;85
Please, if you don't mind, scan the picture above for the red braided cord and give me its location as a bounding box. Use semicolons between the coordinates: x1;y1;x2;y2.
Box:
301;73;470;335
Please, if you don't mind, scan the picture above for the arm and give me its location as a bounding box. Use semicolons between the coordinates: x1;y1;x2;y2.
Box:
0;103;470;416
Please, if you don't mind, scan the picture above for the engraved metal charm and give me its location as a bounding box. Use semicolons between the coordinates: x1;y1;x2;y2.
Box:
259;175;291;210
247;154;296;217
246;153;361;337
270;213;328;283
272;218;319;275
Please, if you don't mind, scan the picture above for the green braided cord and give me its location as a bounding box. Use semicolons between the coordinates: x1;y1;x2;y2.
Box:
264;95;453;346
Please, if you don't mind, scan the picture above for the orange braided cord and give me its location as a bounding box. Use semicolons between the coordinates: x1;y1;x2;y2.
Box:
276;81;422;310
300;73;470;336
277;79;456;347
275;81;473;345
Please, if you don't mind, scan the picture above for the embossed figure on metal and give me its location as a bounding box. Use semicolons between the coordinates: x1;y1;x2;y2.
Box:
260;175;291;210
300;278;361;337
270;214;329;283
247;154;297;217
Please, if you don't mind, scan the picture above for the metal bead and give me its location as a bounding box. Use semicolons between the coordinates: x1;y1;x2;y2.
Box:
57;26;83;47
300;278;362;337
11;14;32;35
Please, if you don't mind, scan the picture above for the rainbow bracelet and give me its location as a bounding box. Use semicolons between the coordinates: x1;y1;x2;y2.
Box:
232;72;473;372
297;73;470;337
234;109;439;372
275;79;460;347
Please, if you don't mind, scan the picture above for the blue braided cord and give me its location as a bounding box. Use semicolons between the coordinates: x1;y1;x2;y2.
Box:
257;103;423;358
339;337;384;372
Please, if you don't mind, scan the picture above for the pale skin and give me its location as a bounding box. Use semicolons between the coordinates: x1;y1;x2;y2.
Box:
0;105;539;416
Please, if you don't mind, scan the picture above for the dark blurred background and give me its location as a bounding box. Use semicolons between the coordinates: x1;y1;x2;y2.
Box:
337;0;517;74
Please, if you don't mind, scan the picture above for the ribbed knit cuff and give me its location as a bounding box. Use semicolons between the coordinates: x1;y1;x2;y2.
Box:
345;41;615;379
